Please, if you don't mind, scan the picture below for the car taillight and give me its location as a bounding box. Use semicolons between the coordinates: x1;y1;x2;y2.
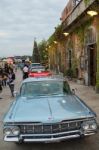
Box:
29;73;33;77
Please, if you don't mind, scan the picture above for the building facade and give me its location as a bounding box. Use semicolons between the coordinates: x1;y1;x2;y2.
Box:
58;0;99;91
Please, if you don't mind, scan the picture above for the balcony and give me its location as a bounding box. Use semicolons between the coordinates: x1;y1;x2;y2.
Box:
62;0;97;31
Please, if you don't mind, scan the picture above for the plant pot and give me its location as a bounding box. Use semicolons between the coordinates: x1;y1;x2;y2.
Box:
77;79;83;85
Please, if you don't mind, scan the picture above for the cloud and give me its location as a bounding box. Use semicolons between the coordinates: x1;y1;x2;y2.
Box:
0;0;68;57
0;31;8;38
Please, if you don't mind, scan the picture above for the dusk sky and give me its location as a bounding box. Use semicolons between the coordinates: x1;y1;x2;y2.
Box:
0;0;68;57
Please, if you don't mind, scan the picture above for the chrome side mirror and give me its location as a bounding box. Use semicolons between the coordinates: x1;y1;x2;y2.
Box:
13;91;18;97
72;88;77;94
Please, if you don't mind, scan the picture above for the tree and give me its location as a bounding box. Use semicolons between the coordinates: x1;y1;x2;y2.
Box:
32;40;40;63
38;40;48;65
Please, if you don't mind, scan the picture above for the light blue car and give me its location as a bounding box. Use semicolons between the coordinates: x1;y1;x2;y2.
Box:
3;77;97;143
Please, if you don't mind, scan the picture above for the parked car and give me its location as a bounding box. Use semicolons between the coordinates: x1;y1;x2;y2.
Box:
3;77;97;143
28;66;52;77
29;63;41;69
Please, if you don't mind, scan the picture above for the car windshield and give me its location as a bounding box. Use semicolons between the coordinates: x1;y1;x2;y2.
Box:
31;63;41;67
20;80;71;97
30;67;45;73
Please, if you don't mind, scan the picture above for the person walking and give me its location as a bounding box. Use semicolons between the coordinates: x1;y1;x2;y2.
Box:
4;63;9;74
0;66;3;76
8;69;15;97
23;64;29;79
2;70;8;87
13;62;17;72
0;75;3;99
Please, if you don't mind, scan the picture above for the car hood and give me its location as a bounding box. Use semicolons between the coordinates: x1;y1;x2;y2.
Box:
4;95;93;123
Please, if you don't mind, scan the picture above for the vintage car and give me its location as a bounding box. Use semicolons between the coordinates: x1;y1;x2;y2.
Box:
3;77;97;143
29;63;41;69
28;66;52;77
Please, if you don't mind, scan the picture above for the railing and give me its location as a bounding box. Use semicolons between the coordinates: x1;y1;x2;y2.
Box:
63;0;95;28
73;0;82;7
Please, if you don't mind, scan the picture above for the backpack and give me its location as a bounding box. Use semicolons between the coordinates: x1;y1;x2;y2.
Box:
12;73;15;80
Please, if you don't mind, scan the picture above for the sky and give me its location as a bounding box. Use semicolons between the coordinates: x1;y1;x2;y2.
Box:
0;0;68;57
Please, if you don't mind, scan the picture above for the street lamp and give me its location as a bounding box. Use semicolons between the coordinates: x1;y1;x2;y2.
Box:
87;10;98;17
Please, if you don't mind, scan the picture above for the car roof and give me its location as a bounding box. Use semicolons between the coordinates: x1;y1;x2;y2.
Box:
31;63;40;64
22;76;65;83
31;63;41;65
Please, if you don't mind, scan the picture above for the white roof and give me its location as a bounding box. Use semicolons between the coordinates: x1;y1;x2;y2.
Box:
22;76;64;83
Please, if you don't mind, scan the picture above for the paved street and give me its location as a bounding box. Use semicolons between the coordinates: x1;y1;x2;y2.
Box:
0;70;99;150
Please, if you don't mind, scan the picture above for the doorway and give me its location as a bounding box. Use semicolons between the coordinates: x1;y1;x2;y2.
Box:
88;44;96;86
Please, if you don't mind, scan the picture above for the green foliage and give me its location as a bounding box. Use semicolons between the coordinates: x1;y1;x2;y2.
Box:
65;68;75;78
96;72;99;92
74;19;93;46
47;24;65;45
38;40;48;65
32;40;40;63
65;69;74;78
48;34;55;45
72;59;78;77
65;68;77;78
64;56;78;78
54;24;66;41
84;0;90;5
67;37;73;49
74;26;84;45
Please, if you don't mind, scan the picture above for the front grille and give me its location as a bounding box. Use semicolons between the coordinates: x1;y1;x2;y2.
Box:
20;121;81;134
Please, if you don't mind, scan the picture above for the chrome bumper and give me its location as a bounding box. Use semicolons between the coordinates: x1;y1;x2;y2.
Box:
4;130;96;142
4;134;80;142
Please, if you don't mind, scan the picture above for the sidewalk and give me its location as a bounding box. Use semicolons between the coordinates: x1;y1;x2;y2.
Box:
68;80;99;124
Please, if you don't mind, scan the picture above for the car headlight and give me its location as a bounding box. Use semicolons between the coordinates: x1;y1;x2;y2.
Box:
90;122;97;130
82;120;97;131
3;128;12;135
82;122;90;130
12;127;20;135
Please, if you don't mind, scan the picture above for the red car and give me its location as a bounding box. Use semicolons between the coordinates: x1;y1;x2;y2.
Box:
28;66;52;77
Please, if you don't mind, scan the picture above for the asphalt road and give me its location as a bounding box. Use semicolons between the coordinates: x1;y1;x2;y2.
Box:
0;70;99;150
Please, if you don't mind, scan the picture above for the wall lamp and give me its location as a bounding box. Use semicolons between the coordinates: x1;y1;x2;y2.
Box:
87;10;98;17
63;32;69;36
54;41;58;44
